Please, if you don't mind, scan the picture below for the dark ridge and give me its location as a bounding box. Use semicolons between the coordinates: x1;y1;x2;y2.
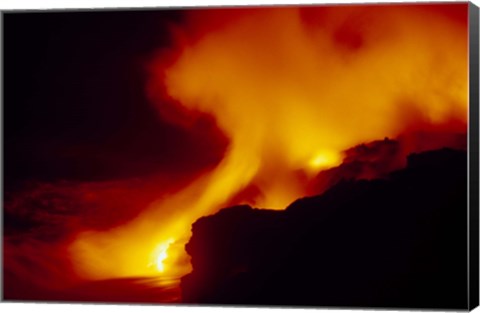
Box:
181;148;468;309
307;133;466;196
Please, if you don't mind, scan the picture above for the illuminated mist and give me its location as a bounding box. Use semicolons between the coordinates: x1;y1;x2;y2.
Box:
68;5;467;285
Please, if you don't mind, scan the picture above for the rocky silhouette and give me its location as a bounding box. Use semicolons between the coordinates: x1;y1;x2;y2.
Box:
181;147;468;309
307;132;466;196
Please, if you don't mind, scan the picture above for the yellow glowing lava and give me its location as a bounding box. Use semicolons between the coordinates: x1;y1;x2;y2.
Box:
153;239;174;273
309;150;343;171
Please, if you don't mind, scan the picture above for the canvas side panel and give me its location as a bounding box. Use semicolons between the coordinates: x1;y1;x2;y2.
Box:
469;2;479;311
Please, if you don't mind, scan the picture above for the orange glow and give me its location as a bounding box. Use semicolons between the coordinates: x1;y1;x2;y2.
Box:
309;150;343;172
68;4;468;284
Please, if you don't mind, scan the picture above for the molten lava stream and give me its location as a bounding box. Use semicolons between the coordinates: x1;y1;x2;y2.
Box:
69;142;257;282
69;131;344;290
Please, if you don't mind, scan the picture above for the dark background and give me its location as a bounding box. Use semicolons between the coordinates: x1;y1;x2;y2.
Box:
3;10;226;187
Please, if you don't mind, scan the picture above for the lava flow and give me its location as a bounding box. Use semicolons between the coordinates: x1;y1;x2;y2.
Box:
68;4;468;288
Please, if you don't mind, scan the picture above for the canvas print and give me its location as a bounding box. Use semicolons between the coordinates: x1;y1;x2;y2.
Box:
2;2;479;309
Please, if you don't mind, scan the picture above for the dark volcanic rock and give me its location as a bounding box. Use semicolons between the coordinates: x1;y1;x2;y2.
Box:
181;148;468;309
306;138;404;195
306;134;466;196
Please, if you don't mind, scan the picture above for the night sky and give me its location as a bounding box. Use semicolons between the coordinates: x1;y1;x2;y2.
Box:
4;10;227;186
